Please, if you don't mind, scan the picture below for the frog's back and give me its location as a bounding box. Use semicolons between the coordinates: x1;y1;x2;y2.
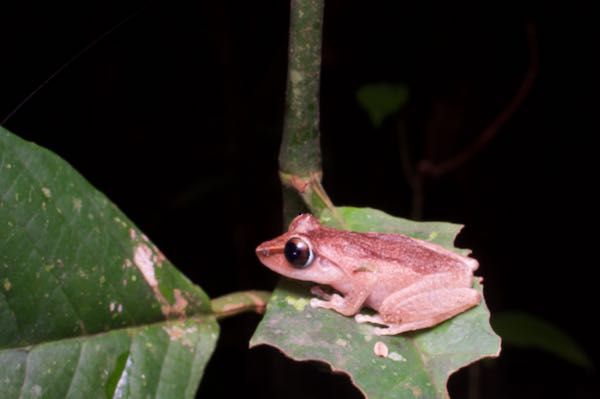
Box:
312;227;477;275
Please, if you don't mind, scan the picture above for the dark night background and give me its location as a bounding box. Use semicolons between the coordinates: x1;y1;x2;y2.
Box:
1;1;597;398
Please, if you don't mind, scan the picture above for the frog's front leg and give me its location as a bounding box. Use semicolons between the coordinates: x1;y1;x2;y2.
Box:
310;285;332;300
310;283;373;317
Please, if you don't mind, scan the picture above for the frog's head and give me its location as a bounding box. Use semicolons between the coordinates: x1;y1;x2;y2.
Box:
256;214;346;285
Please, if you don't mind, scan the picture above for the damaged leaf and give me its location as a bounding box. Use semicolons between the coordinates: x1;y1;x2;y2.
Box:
0;127;218;398
251;206;500;399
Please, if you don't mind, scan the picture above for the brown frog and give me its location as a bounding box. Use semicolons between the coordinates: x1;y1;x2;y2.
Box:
256;214;480;335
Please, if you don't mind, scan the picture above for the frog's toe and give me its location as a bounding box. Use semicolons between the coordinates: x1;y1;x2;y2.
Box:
310;298;329;309
373;324;413;335
373;326;396;336
374;320;437;335
355;314;385;325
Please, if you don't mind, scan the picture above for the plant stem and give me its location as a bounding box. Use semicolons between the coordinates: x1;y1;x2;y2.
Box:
211;291;271;320
280;0;324;177
279;0;342;225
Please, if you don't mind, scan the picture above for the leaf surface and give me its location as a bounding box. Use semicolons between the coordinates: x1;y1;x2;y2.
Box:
0;127;218;398
251;207;500;399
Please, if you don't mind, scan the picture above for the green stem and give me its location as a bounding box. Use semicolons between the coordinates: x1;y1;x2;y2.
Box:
211;291;271;320
279;0;324;176
279;0;330;224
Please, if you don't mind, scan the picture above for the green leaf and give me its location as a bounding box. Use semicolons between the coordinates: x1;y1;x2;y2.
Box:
0;127;218;398
251;206;500;399
356;83;409;128
321;207;471;255
492;311;593;370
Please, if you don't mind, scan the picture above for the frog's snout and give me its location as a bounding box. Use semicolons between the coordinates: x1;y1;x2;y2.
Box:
255;242;271;258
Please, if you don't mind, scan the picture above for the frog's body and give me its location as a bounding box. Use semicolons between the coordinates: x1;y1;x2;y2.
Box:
256;214;480;335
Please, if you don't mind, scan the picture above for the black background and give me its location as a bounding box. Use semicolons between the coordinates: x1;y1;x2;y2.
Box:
1;1;597;398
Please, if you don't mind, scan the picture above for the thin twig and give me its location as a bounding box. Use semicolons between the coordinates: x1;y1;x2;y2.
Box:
211;291;271;320
417;23;539;179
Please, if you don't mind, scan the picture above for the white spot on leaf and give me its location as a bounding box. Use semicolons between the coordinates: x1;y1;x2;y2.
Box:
41;187;51;198
72;198;82;213
388;352;406;362
113;217;127;228
131;244;184;317
163;324;198;348
133;244;157;288
31;385;42;397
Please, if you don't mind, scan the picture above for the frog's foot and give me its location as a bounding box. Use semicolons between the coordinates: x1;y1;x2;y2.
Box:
354;313;385;325
310;285;332;300
355;314;410;335
373;320;435;336
310;294;346;312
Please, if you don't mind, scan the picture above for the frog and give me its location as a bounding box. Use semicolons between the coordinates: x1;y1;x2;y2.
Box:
255;213;481;335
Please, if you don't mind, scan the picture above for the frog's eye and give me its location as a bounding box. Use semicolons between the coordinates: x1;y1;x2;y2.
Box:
284;237;314;268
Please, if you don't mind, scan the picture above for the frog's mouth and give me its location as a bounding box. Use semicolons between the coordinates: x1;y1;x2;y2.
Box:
255;237;285;258
256;246;283;258
255;236;286;268
256;235;314;279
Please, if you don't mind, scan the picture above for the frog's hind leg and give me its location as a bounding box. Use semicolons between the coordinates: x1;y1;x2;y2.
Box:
374;287;480;335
